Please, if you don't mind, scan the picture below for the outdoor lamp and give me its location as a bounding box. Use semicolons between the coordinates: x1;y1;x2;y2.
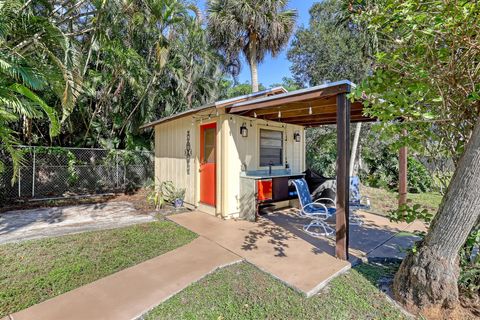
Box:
294;131;301;142
240;123;248;137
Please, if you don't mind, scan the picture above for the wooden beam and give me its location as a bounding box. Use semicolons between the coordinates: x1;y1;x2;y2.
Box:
290;117;373;127
261;104;337;120
229;84;349;113
279;109;365;123
246;97;337;117
336;92;350;260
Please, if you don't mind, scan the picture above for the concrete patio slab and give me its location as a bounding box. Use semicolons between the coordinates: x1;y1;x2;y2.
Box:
168;211;351;296
9;237;241;320
265;208;426;262
0;201;155;244
366;231;422;259
168;210;426;296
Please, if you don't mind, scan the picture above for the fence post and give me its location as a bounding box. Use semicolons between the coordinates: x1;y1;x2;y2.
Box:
115;151;119;189
18;165;21;198
123;151;126;188
32;147;36;198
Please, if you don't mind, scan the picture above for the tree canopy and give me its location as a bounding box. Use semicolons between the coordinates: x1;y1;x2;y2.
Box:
0;0;225;157
352;0;480;314
352;0;479;163
288;0;372;86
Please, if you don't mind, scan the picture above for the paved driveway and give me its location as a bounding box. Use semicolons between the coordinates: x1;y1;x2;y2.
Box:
0;201;155;244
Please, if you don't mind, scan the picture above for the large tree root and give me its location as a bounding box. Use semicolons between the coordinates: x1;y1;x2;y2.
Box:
392;244;460;314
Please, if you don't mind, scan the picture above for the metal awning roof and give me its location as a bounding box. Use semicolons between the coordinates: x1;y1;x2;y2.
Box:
140;81;374;129
228;80;374;126
140;86;287;129
139;103;215;129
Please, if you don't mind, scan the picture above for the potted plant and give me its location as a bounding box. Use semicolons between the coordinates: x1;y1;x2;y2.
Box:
146;181;166;210
173;188;186;209
146;180;186;210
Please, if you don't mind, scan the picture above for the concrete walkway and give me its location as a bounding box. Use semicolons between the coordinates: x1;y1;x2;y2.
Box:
169;211;351;296
7;237;241;320
0;202;155;244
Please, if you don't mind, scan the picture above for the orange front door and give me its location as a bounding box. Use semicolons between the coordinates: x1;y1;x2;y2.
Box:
200;123;216;206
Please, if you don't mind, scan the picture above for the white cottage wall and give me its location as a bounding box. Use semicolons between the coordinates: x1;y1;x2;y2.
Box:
221;115;305;218
154;116;199;207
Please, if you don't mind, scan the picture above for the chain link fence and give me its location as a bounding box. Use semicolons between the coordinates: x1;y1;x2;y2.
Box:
0;146;154;202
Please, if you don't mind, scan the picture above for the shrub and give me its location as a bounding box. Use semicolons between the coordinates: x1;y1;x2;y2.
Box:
360;146;433;193
306;125;433;193
407;157;433;193
459;228;480;298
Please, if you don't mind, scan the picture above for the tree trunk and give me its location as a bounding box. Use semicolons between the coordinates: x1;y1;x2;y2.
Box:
350;122;362;176
249;33;259;93
393;116;480;313
398;144;408;207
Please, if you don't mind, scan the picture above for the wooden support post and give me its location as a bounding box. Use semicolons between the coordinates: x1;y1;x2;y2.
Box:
399;144;408;207
336;93;350;260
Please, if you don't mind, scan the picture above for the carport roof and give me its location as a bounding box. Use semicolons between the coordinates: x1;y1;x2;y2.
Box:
140;81;374;129
228;80;374;126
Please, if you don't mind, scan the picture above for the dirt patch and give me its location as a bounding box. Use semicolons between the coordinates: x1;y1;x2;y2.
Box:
0;201;157;244
460;294;480;319
1;189;154;214
419;304;478;320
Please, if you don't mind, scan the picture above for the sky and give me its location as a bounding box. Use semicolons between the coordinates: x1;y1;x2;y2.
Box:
196;0;317;87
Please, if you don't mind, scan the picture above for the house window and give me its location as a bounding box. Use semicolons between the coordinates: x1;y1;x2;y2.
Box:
259;129;283;166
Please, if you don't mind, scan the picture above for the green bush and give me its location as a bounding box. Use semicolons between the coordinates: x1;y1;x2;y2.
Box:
359;144;399;190
459;228;480;298
407;157;433;193
359;146;433;194
306;126;433;193
305;127;337;177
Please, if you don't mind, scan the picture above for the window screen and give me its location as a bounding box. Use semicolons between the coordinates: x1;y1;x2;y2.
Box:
259;129;283;166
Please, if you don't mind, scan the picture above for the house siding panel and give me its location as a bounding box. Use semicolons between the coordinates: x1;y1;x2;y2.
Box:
154;116;197;206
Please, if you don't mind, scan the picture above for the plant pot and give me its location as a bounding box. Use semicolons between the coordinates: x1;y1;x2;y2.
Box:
174;198;184;208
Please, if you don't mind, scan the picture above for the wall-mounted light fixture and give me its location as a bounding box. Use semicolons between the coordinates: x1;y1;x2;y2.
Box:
240;122;248;137
293;131;301;142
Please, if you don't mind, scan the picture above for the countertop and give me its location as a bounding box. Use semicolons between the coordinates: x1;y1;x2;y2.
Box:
240;170;305;180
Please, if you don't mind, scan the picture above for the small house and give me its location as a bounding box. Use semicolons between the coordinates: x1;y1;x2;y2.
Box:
141;81;372;224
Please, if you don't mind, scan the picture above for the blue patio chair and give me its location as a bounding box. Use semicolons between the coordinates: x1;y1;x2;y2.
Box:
328;176;369;225
349;176;371;212
318;176;369;225
292;178;335;237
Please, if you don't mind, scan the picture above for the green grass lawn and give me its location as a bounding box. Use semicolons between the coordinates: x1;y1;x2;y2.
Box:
0;220;196;317
144;261;406;320
363;186;443;216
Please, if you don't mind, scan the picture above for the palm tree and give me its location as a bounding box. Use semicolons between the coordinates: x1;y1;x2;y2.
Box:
0;0;80;178
207;0;297;92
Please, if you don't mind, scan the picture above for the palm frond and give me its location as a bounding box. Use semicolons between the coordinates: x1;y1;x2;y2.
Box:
9;83;60;137
0;54;47;90
0;120;24;181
